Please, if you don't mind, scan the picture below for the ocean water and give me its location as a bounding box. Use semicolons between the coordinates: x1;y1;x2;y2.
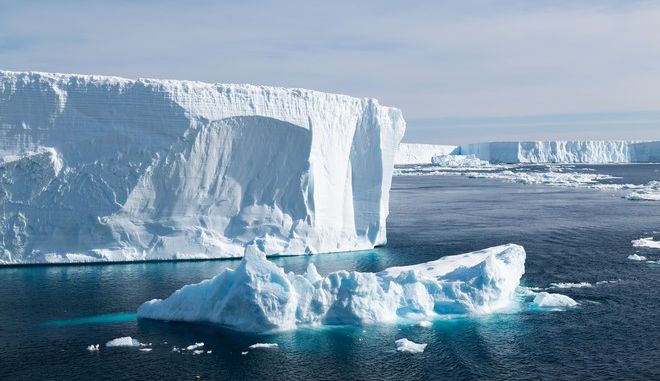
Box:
1;164;659;380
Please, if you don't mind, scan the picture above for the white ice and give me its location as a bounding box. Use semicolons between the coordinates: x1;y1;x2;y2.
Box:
628;254;647;261
532;292;578;310
86;344;99;352
459;140;660;164
137;244;526;333
394;143;457;165
0;70;405;264
395;338;427;353
248;343;279;349
632;237;660;249
105;337;143;347
549;282;592;289
431;154;489;168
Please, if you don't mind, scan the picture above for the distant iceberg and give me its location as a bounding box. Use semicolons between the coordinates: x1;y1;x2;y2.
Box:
394;143;457;165
459;141;660;164
0;71;405;264
137;244;526;333
431;154;489;168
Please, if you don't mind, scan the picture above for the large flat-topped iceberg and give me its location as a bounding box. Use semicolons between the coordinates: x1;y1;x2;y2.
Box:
0;70;405;264
459;141;659;163
137;244;526;332
394;143;457;165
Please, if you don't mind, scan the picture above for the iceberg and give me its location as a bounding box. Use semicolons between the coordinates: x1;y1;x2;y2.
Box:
395;338;427;353
431;154;489;168
632;237;660;249
0;71;405;264
394;143;457;165
105;337;143;347
459;141;660;164
531;292;578;310
137;244;526;333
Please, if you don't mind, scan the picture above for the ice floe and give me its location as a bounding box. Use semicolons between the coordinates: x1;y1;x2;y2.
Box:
532;292;578;310
395;338;427;353
105;337;143;347
632;237;660;249
86;344;99;352
549;282;593;289
628;254;648;261
248;343;279;349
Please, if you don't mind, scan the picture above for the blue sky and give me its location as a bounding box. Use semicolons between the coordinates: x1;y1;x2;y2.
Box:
1;0;659;144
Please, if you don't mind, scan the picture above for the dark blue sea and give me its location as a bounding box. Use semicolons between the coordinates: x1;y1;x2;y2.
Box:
1;164;659;380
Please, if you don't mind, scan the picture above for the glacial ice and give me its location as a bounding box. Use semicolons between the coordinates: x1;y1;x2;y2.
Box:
394;143;457;165
458;141;660;164
632;237;660;249
431;154;489;168
531;292;578;310
137;244;526;333
0;70;405;264
395;338;427;353
105;337;143;347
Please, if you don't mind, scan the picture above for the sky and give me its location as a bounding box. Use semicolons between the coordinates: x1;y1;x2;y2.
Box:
1;0;659;144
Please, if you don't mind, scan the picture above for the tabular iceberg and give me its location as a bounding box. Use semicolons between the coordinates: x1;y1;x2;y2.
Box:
0;71;405;264
137;244;526;332
394;143;457;165
459;141;660;163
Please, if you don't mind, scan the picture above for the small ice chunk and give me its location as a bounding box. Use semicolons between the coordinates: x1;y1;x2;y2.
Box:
248;343;278;349
186;342;204;351
139;348;152;352
395;338;427;353
549;282;592;289
628;254;647;261
105;336;142;347
241;351;248;355
86;344;99;352
632;237;660;249
206;350;212;354
192;350;204;355
532;292;578;309
415;320;432;328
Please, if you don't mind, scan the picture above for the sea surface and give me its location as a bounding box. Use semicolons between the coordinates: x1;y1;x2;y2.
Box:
1;164;659;380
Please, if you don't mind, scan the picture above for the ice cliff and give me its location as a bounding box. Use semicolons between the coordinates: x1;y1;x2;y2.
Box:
394;143;457;165
137;244;526;332
459;141;660;164
0;70;405;264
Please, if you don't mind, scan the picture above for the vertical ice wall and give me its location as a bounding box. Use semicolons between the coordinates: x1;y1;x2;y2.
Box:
459;141;659;163
0;71;405;264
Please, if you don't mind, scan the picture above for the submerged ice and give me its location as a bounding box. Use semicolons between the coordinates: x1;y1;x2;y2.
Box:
0;71;405;264
137;244;526;332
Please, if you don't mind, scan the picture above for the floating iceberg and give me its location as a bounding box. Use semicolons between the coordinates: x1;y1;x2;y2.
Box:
105;336;143;347
0;71;405;264
137;244;526;333
458;141;660;164
248;343;279;349
394;143;457;165
395;338;427;353
624;181;660;201
431;154;489;168
632;237;660;249
531;292;578;310
628;254;647;261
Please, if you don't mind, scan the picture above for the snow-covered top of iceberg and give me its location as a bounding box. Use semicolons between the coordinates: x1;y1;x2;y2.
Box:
137;244;526;332
0;70;405;264
394;143;457;165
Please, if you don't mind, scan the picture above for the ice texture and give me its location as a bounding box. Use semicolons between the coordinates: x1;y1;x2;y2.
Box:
459;141;660;163
0;71;405;264
532;292;578;309
105;337;142;347
431;154;489;168
632;237;660;249
395;338;427;353
137;244;526;333
394;143;457;165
